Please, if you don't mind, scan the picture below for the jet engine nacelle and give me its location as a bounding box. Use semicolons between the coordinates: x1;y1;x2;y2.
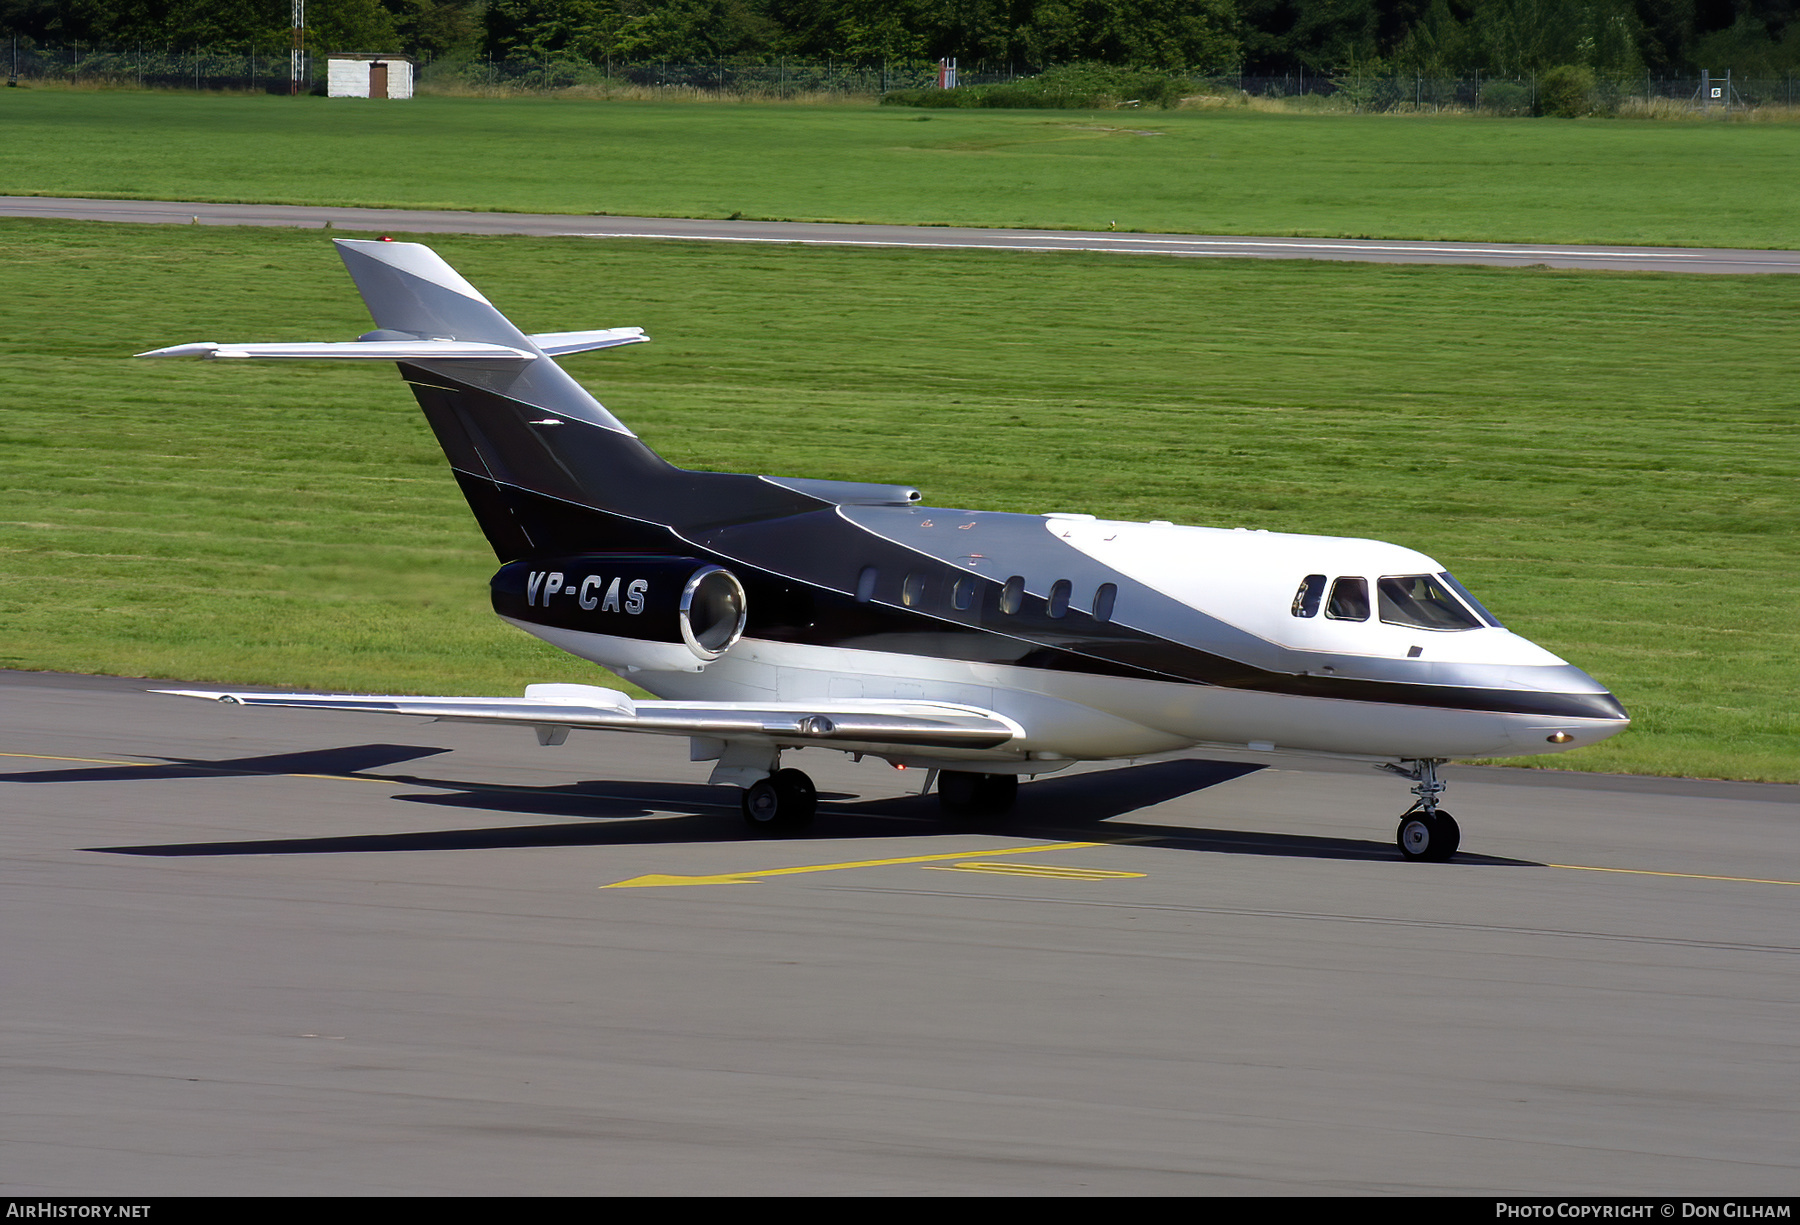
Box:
491;555;748;668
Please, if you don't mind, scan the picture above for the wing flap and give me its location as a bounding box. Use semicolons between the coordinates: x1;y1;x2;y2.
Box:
156;684;1019;751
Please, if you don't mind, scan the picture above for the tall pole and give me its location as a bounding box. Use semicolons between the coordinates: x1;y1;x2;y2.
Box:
290;0;304;96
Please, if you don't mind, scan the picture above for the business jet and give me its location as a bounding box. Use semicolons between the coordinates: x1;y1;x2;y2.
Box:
141;239;1628;861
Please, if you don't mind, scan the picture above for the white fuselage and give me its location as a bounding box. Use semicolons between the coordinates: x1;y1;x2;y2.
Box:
511;516;1627;768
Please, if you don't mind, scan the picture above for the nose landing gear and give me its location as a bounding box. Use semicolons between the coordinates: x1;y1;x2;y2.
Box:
1380;758;1461;862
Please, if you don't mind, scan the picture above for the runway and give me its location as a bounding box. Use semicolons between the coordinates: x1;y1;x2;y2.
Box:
6;195;1799;274
4;669;1795;1195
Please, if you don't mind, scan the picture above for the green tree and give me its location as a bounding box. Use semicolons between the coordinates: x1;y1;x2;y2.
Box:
1393;0;1470;73
1691;9;1800;74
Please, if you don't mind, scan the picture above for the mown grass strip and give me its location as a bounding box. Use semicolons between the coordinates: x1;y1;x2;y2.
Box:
4;91;1800;248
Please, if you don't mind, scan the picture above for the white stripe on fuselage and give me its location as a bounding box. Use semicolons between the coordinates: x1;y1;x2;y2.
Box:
513;621;1614;763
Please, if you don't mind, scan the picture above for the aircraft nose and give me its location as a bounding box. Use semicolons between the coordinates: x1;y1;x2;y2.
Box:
1516;680;1628;750
1592;689;1630;723
1535;662;1629;723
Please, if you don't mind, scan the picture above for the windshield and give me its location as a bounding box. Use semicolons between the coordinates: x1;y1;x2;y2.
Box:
1436;571;1504;628
1377;574;1485;631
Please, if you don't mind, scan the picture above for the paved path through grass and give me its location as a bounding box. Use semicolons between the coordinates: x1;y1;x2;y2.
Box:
8;196;1800;274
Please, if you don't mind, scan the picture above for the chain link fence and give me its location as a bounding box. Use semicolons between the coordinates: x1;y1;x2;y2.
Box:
6;46;1798;113
1208;71;1800;113
5;44;301;92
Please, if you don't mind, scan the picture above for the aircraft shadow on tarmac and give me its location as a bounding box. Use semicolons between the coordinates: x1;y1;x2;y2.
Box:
59;750;1535;865
2;743;452;784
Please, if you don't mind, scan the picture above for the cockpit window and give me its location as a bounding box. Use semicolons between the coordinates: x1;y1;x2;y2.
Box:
1291;574;1325;618
1378;574;1484;631
1326;577;1369;621
1436;571;1504;628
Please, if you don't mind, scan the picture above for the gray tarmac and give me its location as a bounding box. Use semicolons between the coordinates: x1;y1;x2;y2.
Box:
3;669;1796;1195
6;195;1799;273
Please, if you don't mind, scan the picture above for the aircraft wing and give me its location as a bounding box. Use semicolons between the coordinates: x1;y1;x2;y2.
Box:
156;683;1020;751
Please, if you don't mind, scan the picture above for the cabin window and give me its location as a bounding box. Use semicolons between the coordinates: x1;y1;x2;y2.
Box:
1047;579;1072;618
902;572;927;608
1000;575;1026;615
1325;576;1369;621
856;566;878;603
1291;574;1326;618
951;576;975;611
1093;583;1118;623
1378;575;1484;631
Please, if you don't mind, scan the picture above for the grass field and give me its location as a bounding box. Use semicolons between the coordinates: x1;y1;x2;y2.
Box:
2;218;1795;780
5;90;1800;248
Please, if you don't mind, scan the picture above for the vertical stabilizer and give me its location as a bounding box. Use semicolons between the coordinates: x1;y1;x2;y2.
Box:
333;239;633;434
141;240;816;566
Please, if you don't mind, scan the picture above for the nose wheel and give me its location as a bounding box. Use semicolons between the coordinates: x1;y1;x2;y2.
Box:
1396;808;1460;862
741;768;817;834
1381;758;1461;862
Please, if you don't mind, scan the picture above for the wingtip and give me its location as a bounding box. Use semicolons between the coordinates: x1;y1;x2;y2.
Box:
154;688;240;703
135;343;219;359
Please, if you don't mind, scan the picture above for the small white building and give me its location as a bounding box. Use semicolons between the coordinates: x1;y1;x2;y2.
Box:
327;54;414;99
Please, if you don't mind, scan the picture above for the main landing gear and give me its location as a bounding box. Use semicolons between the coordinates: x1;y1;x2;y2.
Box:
1380;758;1461;863
737;765;1022;833
936;770;1018;819
740;768;817;834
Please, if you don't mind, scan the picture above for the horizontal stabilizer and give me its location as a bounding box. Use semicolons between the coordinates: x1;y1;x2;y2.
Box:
136;340;538;361
528;328;648;356
157;684;1021;751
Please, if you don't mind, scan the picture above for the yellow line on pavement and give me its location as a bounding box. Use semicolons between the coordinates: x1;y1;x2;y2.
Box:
1551;863;1800;887
920;862;1146;880
603;841;1104;888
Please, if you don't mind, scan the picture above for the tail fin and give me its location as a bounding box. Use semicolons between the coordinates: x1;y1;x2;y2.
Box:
140;239;816;563
330;240;691;558
331;239;640;435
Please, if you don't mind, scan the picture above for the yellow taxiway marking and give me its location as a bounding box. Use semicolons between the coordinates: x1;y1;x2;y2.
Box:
0;750;387;784
603;841;1105;888
920;862;1146;880
1551;863;1800;887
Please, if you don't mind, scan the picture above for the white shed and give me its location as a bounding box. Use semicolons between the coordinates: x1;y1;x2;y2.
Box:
327;54;414;99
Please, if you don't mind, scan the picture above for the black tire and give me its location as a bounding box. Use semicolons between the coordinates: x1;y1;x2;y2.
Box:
741;779;781;830
1429;811;1460;859
972;772;1017;813
1396;811;1459;862
938;770;1018;817
741;769;816;834
771;768;817;828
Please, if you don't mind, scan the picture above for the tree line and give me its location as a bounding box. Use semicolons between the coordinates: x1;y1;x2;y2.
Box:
5;0;1796;78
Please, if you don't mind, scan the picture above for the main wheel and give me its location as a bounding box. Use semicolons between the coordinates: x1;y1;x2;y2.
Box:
1396;810;1460;862
938;770;1018;817
741;768;817;834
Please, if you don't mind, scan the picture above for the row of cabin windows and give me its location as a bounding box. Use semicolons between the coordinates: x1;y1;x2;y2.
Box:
860;567;1118;623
